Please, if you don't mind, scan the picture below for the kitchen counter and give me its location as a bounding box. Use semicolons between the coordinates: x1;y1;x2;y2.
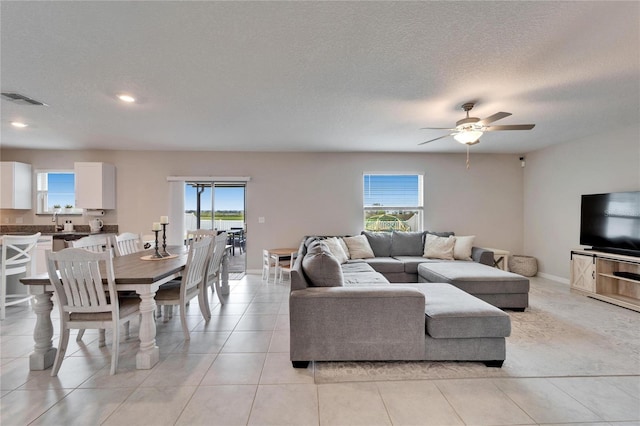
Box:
0;224;118;237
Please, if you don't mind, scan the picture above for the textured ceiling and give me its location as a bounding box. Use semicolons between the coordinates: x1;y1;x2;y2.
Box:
1;1;638;154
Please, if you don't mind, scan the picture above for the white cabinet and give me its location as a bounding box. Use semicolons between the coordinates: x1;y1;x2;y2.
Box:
74;162;116;209
0;161;32;209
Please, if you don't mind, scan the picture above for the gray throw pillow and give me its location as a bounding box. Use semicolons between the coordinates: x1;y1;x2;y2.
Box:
391;231;424;256
302;242;344;287
362;231;392;257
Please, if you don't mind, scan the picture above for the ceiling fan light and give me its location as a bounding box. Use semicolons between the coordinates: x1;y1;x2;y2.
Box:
453;130;483;144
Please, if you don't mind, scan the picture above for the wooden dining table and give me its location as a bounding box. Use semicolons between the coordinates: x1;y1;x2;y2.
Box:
20;244;231;371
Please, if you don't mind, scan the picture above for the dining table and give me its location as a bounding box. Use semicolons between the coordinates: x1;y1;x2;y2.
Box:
20;244;231;371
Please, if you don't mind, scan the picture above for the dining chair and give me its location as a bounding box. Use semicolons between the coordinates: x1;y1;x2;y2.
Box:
154;236;212;340
46;248;140;375
112;232;144;256
230;227;245;254
69;234;110;252
262;249;278;283
1;233;41;320
276;252;298;284
69;234;111;343
200;232;228;320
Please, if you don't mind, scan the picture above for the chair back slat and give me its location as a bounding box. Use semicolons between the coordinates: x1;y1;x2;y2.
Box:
1;233;41;276
47;248;115;314
208;232;228;279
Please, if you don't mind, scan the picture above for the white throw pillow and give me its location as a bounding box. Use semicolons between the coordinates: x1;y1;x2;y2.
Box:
323;237;349;264
338;238;351;259
423;233;455;260
343;234;375;259
453;235;475;260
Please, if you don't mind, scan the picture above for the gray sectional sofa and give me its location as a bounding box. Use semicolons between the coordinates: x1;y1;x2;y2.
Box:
289;232;518;368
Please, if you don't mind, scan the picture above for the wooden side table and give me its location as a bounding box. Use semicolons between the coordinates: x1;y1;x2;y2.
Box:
484;248;510;271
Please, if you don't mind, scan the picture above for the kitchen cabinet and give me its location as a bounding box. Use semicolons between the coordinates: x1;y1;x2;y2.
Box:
74;162;116;209
0;161;32;209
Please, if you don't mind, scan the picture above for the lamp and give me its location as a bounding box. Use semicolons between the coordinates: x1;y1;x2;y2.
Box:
453;129;483;144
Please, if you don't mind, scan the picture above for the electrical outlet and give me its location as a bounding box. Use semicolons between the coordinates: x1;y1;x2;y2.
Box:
258;217;265;224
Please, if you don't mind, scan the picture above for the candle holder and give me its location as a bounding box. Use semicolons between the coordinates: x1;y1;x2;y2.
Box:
151;229;163;259
161;223;170;257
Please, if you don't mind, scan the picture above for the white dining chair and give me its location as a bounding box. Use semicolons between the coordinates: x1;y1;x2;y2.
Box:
262;249;278;283
69;234;110;252
200;232;228;320
276;251;298;284
46;248;140;375
1;233;41;320
154;236;212;340
112;232;144;256
69;234;111;343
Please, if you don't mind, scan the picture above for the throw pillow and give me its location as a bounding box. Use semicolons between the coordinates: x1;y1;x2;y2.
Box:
426;231;455;238
423;233;455;260
362;231;392;257
323;237;349;264
391;231;424;256
453;235;475;260
338;238;350;259
302;242;344;287
343;235;375;259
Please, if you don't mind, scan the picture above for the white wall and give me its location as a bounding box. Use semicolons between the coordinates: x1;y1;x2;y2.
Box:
1;149;524;270
523;123;640;281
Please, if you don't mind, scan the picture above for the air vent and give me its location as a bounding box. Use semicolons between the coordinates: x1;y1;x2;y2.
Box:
1;92;48;106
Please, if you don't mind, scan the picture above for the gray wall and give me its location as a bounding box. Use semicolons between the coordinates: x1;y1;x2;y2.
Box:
523;123;640;281
1;149;524;271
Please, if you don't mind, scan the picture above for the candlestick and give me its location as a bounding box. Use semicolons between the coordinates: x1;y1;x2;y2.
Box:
160;216;169;224
161;223;170;257
152;229;163;258
152;222;161;231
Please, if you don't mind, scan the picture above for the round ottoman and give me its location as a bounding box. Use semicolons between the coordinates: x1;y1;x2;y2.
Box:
509;255;538;277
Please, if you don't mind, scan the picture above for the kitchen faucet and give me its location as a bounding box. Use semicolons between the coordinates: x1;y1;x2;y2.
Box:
52;210;63;231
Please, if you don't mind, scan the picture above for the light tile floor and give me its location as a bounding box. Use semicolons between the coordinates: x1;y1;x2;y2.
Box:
1;275;638;425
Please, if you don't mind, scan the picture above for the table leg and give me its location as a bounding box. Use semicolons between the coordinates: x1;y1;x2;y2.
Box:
29;291;57;370
135;288;160;369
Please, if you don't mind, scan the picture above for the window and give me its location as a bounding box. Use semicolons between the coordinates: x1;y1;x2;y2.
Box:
363;174;423;232
36;171;82;214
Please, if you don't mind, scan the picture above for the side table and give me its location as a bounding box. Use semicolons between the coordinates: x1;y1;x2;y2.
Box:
484;247;510;271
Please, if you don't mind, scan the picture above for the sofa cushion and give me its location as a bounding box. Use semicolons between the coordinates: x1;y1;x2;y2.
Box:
343;235;375;259
407;283;511;339
453;235;475;261
423;234;455;260
323;237;349;264
342;271;390;286
361;257;405;274
391;256;452;274
391;231;424;256
362;231;392;257
302;242;344;287
417;262;530;294
341;262;377;274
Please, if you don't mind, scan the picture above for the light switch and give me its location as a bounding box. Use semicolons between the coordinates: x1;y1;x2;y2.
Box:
258;216;265;224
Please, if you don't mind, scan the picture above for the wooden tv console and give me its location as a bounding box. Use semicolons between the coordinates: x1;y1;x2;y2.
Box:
570;249;640;312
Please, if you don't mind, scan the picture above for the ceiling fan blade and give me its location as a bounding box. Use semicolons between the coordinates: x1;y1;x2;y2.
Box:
478;112;511;126
484;124;535;131
418;134;453;145
420;127;455;130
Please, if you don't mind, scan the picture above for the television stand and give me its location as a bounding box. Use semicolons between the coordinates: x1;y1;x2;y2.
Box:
571;249;640;312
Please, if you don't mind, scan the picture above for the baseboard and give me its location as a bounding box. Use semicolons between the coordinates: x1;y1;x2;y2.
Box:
537;272;570;285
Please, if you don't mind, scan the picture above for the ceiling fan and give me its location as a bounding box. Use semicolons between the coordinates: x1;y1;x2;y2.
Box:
419;102;535;146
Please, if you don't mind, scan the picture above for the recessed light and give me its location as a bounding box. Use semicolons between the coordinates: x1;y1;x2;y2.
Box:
117;94;136;103
11;121;28;128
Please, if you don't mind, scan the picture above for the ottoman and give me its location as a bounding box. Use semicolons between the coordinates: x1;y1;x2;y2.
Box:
417;262;529;310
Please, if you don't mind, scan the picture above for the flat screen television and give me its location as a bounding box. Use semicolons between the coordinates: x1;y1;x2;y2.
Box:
580;191;640;256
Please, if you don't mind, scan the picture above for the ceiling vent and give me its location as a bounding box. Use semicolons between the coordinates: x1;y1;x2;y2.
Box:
1;92;48;106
